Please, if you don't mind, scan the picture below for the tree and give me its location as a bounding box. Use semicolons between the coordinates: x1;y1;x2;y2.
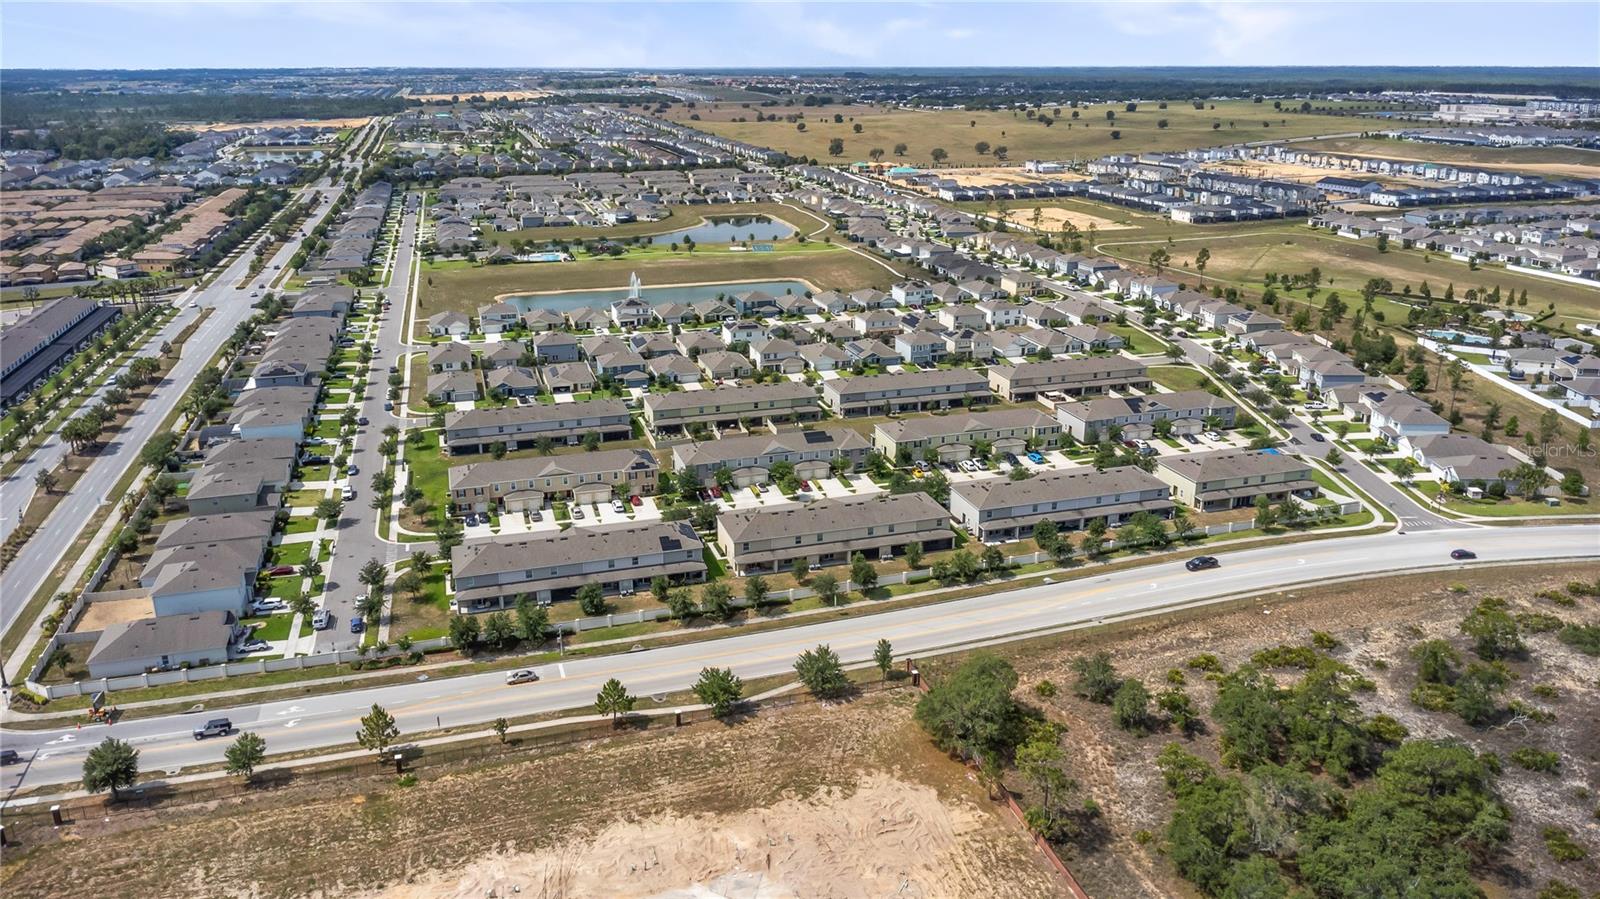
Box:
1032;519;1061;556
1412;639;1460;685
447;613;480;652
827;137;845;156
902;541;923;569
82;737;139;800
913;652;1023;764
893;142;908;156
974;140;991;156
1559;470;1586;497
795;644;849;697
34;468;59;494
744;574;769;607
314;497;342;522
1072;651;1121;703
1499;461;1551;498
355;704;400;757
850;552;877;594
224;731;267;781
981;544;1007;573
595;677;635;725
1460;597;1524;660
492;717;509;744
811;572;840;606
700;581;734;620
929;147;948;164
874;638;894;679
1113;679;1153;733
483;611;516;649
693;667;744;717
577;582;607;616
515;594;548;642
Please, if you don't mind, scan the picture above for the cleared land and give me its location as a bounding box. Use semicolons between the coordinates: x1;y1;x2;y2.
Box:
0;690;1063;899
662;101;1386;167
480;201;827;245
404;90;551;102
995;204;1136;233
185;117;371;132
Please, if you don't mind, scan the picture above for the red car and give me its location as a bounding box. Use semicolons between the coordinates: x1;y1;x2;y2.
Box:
710;486;722;498
800;480;812;491
266;565;297;577
630;495;642;507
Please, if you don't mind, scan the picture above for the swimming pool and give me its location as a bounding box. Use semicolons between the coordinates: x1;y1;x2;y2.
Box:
505;279;810;314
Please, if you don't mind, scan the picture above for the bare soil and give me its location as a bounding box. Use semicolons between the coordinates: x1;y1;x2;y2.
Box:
950;563;1600;899
0;692;1065;899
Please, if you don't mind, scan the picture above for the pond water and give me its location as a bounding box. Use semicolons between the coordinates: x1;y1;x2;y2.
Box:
646;215;796;245
505;279;809;313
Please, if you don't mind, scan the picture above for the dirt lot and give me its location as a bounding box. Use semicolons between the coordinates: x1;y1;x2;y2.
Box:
932;563;1600;899
72;595;154;631
997;205;1135;233
185;117;370;132
0;691;1064;899
1304;138;1600;181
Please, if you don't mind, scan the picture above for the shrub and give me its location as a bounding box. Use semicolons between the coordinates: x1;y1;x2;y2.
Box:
1510;747;1560;774
1184;653;1223;673
1410;682;1456;712
1542;826;1587;862
1250;644;1320;669
1515;612;1564;633
1033;679;1057;698
1310;631;1341;650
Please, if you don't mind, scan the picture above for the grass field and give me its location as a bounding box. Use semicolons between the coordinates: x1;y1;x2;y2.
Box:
481;201;827;245
418;245;914;320
662;100;1389;167
1093;224;1600;326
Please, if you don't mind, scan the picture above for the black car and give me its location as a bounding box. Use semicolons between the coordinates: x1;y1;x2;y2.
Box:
1450;549;1477;560
1185;555;1220;572
0;749;20;766
1309;432;1326;443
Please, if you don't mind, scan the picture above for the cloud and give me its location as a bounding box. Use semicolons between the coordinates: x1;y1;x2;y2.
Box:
1093;0;1319;62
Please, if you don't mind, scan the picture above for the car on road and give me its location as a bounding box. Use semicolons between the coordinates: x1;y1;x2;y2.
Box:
505;669;539;685
342;485;355;501
238;639;272;654
346;464;359;476
0;749;20;766
383;401;393;411
1450;549;1477;560
1303;401;1328;411
1309;432;1326;443
193;718;233;740
312;609;331;630
357;416;370;426
350;615;366;634
1026;451;1045;464
1185;555;1221;572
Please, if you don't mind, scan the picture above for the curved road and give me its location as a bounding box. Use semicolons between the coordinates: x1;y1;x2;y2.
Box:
2;523;1594;793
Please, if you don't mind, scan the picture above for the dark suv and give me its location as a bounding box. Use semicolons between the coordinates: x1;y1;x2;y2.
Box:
1185;556;1220;572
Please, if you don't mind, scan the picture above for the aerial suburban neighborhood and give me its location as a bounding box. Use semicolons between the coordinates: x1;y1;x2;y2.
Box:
0;4;1597;898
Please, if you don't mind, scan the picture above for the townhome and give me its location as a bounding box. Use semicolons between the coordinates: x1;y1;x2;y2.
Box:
87;611;242;679
226;385;318;442
451;520;706;611
717;492;953;576
449;448;658;513
821;369;991;417
873;408;1060;462
641;382;820;440
1155;449;1318;512
672;427;871;484
1054;389;1236;441
987;357;1151;402
443;399;633;454
950;467;1174;543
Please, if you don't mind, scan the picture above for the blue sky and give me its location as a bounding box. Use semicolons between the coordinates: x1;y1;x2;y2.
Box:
3;1;1598;70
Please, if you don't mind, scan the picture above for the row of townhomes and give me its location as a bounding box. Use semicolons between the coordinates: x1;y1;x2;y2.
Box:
77;183;392;678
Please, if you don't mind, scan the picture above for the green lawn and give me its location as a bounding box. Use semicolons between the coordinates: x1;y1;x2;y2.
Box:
1414;480;1595;517
281;515;320;536
269;541;312;568
283;488;327;508
390;566;451;640
1105;322;1164;355
1148;364;1211;392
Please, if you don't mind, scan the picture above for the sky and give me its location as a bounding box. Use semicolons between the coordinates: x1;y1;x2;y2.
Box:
2;1;1598;70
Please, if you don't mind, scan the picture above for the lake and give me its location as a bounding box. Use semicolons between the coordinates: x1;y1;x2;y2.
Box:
646;215;796;246
505;279;809;313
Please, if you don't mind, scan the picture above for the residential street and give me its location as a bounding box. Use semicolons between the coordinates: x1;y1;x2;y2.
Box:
3;522;1593;794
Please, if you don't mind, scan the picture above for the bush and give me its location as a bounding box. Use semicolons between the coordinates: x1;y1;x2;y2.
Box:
1071;652;1121;704
1409;682;1456;712
1185;653;1223;673
1515;612;1564;633
1311;631;1341;650
1250;644;1320;669
1033;679;1057;698
1556;623;1600;656
1511;747;1561;774
1542;826;1587;862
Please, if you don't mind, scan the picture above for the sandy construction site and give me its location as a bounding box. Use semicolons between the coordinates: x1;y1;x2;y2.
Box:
996;205;1136;232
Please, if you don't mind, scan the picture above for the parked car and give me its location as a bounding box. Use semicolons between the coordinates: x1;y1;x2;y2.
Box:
709;486;722;499
342;486;356;501
350;616;366;634
312;609;331;630
1450;549;1477;560
1181;434;1200;445
1303;401;1328;411
571;506;584;519
505;669;540;685
800;480;812;491
193;718;233;740
1026;451;1045;464
1185;555;1221;572
238;639;272;654
630;495;642;507
266;565;296;577
612;499;626;514
529;509;543;522
346;464;359;476
250;598;287;615
1203;431;1224;441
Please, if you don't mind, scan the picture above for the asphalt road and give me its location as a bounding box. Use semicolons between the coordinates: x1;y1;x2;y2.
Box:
3;523;1593;792
0;124;378;674
313;195;421;651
